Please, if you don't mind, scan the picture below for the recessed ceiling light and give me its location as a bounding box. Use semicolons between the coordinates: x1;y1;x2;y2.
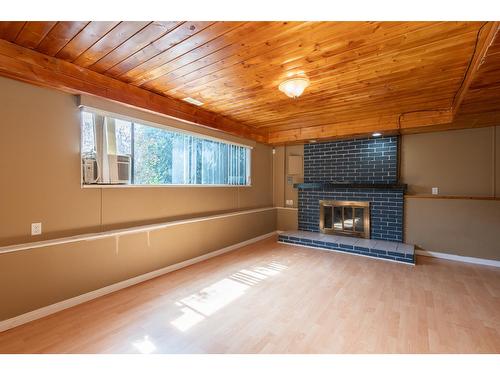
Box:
372;132;382;137
183;97;204;106
309;140;317;143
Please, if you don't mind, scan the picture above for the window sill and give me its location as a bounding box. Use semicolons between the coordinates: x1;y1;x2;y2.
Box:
81;183;253;189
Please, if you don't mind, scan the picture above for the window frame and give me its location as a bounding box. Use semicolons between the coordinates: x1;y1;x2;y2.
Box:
80;107;253;188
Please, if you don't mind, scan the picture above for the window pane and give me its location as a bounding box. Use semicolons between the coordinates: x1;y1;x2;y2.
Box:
333;207;343;230
115;119;132;155
354;207;364;232
323;206;333;229
172;133;187;184
133;123;173;184
343;207;353;230
81;111;95;154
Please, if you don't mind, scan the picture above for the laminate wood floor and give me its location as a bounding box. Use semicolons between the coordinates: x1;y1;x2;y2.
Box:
0;237;499;353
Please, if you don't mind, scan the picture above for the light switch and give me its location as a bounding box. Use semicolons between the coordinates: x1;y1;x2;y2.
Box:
286;199;293;206
432;187;439;195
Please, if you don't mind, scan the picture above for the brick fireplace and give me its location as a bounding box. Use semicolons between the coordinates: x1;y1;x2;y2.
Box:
298;136;405;242
278;136;414;264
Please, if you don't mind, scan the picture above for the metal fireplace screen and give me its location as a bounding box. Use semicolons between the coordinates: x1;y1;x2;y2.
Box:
319;200;370;239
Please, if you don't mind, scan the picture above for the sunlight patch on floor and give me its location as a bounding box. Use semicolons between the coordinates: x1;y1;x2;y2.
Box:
170;261;288;332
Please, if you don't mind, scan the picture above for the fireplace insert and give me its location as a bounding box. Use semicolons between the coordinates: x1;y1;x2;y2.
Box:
319;200;370;238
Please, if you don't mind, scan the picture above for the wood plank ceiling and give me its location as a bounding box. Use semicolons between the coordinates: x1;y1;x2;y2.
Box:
0;21;499;144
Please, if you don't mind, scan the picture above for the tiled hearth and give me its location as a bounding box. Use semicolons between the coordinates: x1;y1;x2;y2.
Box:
278;230;415;265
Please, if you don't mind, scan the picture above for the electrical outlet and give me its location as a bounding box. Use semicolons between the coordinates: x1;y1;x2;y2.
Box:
432;187;439;195
286;199;293;206
31;222;42;236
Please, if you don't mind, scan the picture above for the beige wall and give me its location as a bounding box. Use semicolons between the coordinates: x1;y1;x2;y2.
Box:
276;207;299;231
401;127;498;196
0;209;276;321
405;198;500;260
0;76;273;246
273;145;303;231
402;127;500;261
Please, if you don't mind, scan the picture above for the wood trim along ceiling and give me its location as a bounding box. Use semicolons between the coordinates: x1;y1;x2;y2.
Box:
0;21;499;144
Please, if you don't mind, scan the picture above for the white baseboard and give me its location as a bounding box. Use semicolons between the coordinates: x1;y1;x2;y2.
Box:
0;231;278;333
416;249;500;268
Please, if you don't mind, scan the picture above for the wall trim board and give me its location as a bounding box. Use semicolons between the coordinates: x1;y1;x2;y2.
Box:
416;249;500;268
0;207;275;255
275;206;298;211
405;195;500;201
0;231;279;333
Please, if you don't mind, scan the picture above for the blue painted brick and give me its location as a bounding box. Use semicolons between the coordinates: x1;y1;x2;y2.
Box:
339;244;354;250
304;137;398;183
354;246;369;252
370;249;387;255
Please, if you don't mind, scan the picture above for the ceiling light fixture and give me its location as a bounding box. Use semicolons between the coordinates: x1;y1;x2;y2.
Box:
372;132;382;137
279;77;310;98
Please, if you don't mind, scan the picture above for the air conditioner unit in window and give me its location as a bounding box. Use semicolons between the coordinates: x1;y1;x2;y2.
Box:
108;154;131;184
82;156;99;184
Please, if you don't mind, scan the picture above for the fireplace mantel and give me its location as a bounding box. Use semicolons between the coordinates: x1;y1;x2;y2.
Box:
294;182;407;190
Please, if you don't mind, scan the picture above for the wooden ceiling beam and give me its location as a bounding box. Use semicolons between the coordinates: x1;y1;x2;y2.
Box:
0;39;267;143
451;22;500;116
251;98;454;131
267;109;457;145
400;110;500;134
398;110;454;130
267;116;399;145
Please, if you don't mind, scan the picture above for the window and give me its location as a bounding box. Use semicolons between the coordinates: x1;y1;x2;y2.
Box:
81;111;96;154
80;110;251;186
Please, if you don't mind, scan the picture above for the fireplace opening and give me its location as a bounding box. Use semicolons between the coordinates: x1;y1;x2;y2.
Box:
319;200;370;238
